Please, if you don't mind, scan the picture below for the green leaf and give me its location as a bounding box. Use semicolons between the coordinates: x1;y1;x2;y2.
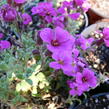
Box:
16;80;31;92
0;63;9;71
12;94;28;104
16;74;24;79
25;79;33;85
31;86;37;95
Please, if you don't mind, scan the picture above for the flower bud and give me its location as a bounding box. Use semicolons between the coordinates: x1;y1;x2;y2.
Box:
0;5;17;22
22;13;32;25
7;0;13;5
36;31;43;45
32;49;40;60
0;33;4;39
32;49;40;55
0;40;11;50
45;50;52;57
14;0;26;5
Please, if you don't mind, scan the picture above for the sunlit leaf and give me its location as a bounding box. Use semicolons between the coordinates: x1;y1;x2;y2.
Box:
16;80;31;92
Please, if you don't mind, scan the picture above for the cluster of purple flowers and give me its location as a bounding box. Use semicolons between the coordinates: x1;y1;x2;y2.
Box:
40;26;97;96
68;68;97;96
31;0;90;28
31;2;56;23
0;33;11;50
74;0;91;12
0;0;32;25
0;4;17;22
0;0;32;50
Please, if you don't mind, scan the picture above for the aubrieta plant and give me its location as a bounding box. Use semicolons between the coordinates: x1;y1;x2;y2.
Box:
0;0;107;107
40;26;97;96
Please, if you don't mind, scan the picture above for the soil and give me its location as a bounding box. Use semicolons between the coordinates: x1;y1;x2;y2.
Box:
69;82;109;109
73;93;109;109
0;101;10;109
82;24;109;76
85;43;109;74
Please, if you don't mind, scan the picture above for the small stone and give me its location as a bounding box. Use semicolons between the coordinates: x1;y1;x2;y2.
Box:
90;32;95;36
107;105;109;109
85;102;88;107
93;64;98;68
95;99;98;103
106;95;109;100
101;64;105;69
100;33;103;37
103;98;106;102
80;15;84;19
95;34;100;38
78;21;83;26
95;59;100;64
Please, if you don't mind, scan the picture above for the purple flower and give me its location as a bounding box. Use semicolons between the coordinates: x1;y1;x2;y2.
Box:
77;57;88;68
59;1;74;15
69;82;84;96
0;33;4;39
82;1;91;12
74;0;90;12
31;2;53;15
64;66;79;77
53;16;65;28
63;58;79;77
69;13;80;20
40;27;75;52
0;4;17;22
14;0;26;4
63;57;87;77
76;68;97;91
0;40;11;50
62;1;74;9
57;7;65;14
74;0;85;6
49;51;73;71
103;28;109;39
72;48;79;58
22;13;32;25
103;28;109;47
38;2;53;7
104;39;109;47
76;35;94;50
31;2;56;23
31;6;43;15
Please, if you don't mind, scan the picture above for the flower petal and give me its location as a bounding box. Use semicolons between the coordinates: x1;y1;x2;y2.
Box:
49;62;61;69
40;28;53;43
